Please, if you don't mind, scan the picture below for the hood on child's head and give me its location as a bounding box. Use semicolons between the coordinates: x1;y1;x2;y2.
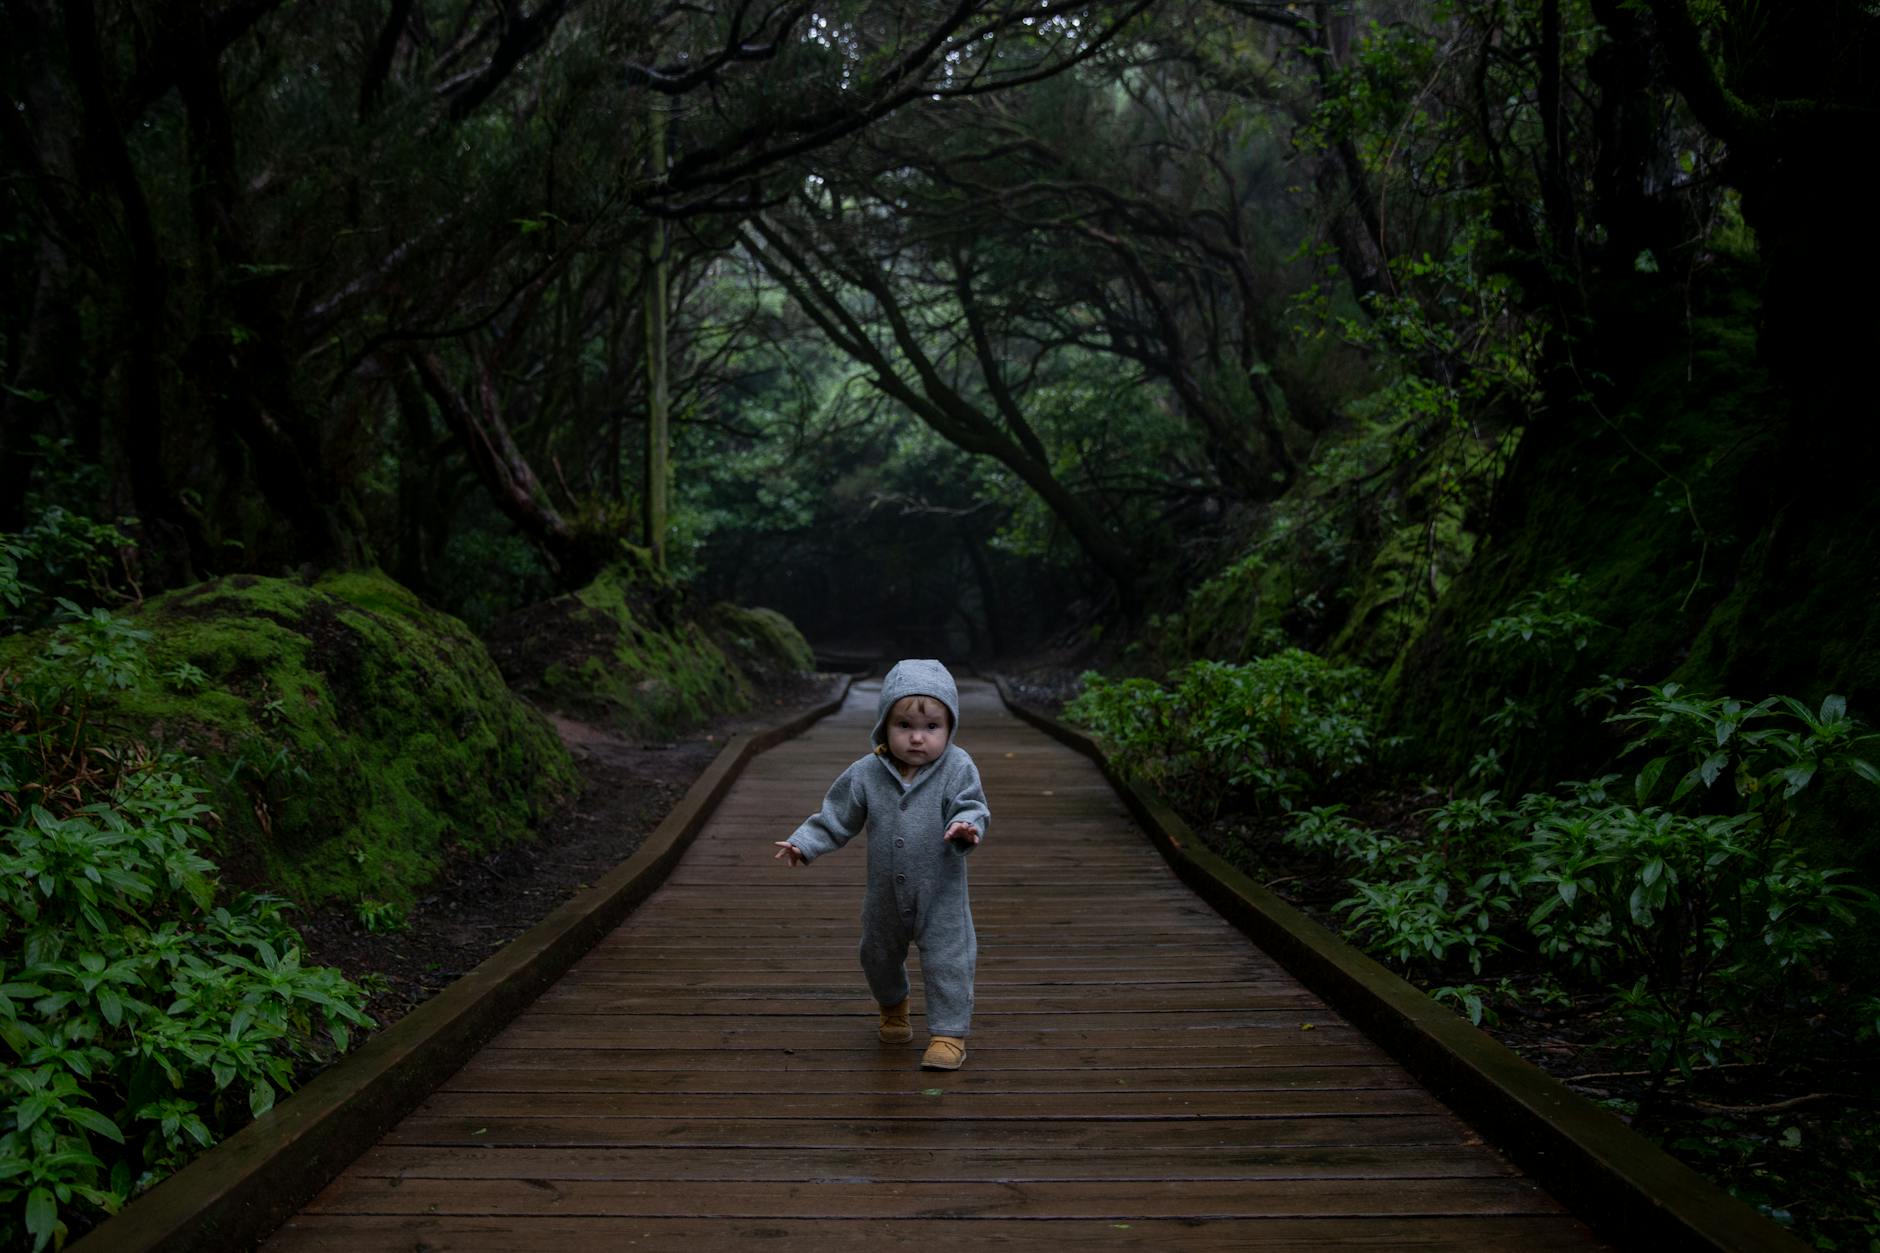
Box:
872;659;961;751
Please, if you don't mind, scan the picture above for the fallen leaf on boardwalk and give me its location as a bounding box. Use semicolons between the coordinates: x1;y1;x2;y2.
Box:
922;1087;943;1096
471;1128;487;1135
1300;1023;1316;1031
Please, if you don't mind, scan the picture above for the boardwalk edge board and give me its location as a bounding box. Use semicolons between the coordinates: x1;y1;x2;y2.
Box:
72;676;858;1253
989;674;1802;1253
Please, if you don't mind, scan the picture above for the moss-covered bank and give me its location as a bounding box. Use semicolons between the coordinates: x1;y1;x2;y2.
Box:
484;550;774;739
1389;271;1880;879
1393;280;1780;771
1135;406;1495;677
707;603;816;679
19;569;577;906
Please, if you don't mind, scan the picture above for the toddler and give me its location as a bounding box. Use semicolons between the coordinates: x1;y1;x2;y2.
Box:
774;659;988;1070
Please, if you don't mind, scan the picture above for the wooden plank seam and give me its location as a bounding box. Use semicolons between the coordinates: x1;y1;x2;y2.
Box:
987;673;1803;1253
70;677;858;1253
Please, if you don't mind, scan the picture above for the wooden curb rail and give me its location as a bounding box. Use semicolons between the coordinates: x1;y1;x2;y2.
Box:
73;678;855;1253
990;674;1801;1253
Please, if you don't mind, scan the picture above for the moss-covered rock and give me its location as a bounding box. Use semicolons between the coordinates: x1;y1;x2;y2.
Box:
485;549;753;739
707;603;815;679
1141;409;1492;676
12;569;577;906
1144;550;1290;668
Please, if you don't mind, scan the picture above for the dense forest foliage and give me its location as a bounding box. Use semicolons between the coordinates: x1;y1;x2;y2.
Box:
5;0;1879;1247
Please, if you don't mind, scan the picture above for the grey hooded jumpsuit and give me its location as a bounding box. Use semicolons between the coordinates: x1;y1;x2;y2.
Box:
784;660;989;1038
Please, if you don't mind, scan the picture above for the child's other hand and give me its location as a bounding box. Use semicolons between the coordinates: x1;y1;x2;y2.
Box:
943;821;980;846
773;841;807;867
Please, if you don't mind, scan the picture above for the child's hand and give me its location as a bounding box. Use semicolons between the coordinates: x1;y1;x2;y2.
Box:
773;841;807;867
943;821;980;847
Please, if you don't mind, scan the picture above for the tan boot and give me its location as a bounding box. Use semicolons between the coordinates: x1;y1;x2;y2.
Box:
921;1035;966;1070
878;999;912;1044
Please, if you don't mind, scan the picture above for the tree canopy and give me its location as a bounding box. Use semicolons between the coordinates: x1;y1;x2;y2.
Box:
6;0;1877;714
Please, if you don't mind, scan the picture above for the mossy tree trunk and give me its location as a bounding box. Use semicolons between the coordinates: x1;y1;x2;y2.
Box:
642;103;671;571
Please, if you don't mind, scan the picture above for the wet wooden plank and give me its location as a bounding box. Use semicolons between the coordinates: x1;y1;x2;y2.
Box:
482;1021;1365;1050
463;1042;1399;1069
265;1214;1605;1251
377;1113;1485;1150
300;1175;1568;1219
408;1087;1449;1120
341;1142;1521;1181
522;989;1329;1014
261;677;1605;1250
436;1064;1419;1094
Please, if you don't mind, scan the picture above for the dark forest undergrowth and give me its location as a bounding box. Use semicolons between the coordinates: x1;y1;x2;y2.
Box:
1203;793;1880;1248
1012;652;1880;1250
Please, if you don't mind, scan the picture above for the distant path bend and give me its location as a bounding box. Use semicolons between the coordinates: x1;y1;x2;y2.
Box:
265;678;1606;1250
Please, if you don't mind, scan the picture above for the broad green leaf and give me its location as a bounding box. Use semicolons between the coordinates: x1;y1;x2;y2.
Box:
65;1107;124;1143
1634;756;1668;804
24;1185;56;1244
1628;884;1654;925
1671;768;1703;803
17;1091;52;1131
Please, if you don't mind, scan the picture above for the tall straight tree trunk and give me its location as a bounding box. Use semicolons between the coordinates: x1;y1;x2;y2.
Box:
642;105;671;568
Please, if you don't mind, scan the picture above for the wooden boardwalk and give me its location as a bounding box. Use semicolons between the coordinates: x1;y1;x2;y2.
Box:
264;678;1606;1249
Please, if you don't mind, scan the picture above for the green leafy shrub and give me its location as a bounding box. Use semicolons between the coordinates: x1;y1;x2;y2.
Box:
1284;685;1877;1095
1469;572;1602;662
1067;651;1378;815
0;620;370;1251
1467;572;1606;742
352;900;408;934
0;506;139;633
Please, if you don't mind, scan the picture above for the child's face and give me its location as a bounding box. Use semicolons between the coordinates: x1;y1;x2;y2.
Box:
885;696;950;769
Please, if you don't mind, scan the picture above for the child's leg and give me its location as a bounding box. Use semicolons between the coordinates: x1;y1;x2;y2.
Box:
915;925;978;1038
857;922;912;1010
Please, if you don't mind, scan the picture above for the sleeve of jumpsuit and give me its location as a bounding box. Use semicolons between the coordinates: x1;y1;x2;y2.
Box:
942;754;990;854
785;761;870;862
